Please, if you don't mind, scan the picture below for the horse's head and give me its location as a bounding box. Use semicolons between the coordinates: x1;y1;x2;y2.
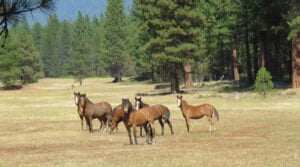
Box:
177;95;183;108
135;96;142;110
122;98;133;114
74;92;81;105
78;94;87;108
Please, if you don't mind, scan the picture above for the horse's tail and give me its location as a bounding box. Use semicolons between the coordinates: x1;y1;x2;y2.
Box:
164;107;171;123
212;107;219;123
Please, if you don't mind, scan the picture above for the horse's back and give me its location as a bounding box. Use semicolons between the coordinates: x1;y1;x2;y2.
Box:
189;103;215;118
148;104;170;120
95;101;112;113
129;110;150;126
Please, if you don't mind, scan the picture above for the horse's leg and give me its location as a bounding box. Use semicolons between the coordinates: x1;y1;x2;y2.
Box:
89;117;93;133
165;119;174;135
80;116;84;131
85;117;91;133
143;123;150;144
185;117;190;132
149;121;156;144
98;119;103;131
158;118;164;136
139;126;143;137
125;123;133;145
133;125;138;145
206;115;213;133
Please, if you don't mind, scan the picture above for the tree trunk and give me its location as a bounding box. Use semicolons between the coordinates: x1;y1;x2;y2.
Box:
245;22;253;83
183;63;194;89
253;32;259;76
170;64;180;93
232;35;240;81
292;38;300;88
113;73;122;83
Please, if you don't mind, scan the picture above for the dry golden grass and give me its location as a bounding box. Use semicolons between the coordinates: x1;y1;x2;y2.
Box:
0;78;299;167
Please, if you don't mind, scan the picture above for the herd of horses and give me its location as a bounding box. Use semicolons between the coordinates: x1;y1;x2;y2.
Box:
74;92;219;145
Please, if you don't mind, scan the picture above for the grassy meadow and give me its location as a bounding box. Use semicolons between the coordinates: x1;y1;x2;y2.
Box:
0;78;299;167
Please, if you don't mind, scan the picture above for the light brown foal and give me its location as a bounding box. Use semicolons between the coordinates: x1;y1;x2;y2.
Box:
177;95;219;133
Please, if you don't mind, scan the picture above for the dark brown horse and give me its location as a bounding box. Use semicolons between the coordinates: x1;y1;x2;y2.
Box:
134;96;149;110
78;94;112;133
121;98;154;145
134;96;174;136
177;95;219;133
74;92;107;131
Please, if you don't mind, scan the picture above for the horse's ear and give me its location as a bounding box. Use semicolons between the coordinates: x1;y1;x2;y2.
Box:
135;97;137;100
82;94;86;97
180;95;183;98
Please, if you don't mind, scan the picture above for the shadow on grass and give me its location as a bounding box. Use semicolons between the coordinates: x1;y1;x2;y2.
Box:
0;85;23;90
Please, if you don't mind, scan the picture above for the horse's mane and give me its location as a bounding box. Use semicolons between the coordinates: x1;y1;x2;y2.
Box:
85;97;94;105
181;99;190;108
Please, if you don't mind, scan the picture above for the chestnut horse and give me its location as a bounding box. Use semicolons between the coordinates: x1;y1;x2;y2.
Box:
109;104;123;133
109;103;147;137
134;96;150;136
78;94;112;133
177;95;219;133
134;96;174;136
121;98;154;145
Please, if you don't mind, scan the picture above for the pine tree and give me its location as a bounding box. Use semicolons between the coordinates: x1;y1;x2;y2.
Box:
133;0;204;92
254;67;274;96
0;0;54;46
69;12;93;85
104;0;132;82
40;14;60;77
57;20;73;76
16;17;43;84
31;22;43;51
0;36;21;86
91;15;108;76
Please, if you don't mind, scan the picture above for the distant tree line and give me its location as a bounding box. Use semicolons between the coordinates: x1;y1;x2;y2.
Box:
0;0;299;93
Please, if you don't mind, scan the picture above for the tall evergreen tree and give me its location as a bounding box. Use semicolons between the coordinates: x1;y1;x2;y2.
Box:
16;17;43;84
134;0;204;93
31;22;43;51
40;14;60;77
104;0;132;82
57;20;72;76
69;12;93;85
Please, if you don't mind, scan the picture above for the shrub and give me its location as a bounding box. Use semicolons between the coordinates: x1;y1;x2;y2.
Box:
254;67;274;95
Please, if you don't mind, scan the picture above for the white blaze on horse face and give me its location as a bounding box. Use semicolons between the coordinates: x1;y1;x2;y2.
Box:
75;96;79;105
136;101;140;110
177;98;181;108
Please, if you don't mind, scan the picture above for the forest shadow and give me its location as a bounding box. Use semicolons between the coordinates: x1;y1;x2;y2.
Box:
0;85;22;90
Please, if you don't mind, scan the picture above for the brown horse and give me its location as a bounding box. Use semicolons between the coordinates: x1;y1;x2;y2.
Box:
78;94;112;133
134;96;150;136
177;95;219;133
74;92;107;131
134;97;174;136
109;103;147;137
134;96;149;110
121;98;154;145
109;104;124;133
